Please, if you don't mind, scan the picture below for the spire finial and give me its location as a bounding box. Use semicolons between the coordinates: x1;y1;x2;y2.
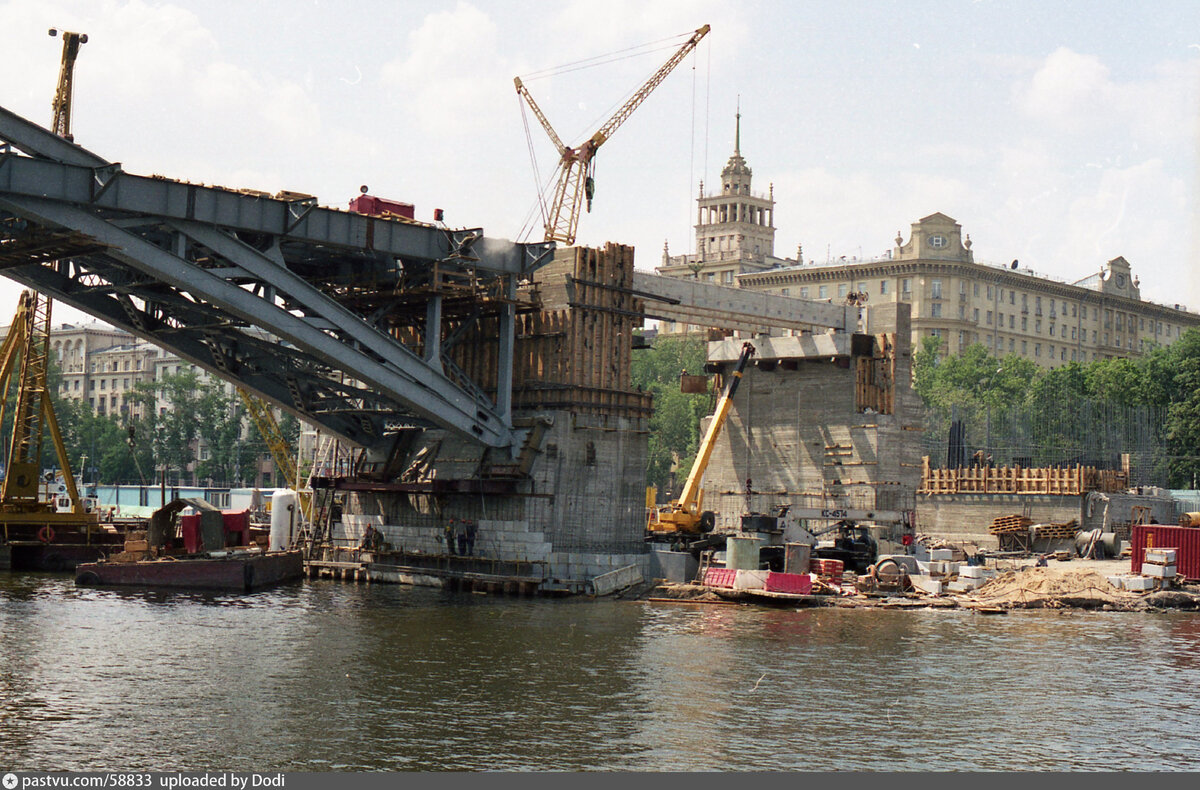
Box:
735;96;741;156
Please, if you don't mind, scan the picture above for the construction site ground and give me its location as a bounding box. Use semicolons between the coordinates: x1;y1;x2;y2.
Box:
650;558;1200;612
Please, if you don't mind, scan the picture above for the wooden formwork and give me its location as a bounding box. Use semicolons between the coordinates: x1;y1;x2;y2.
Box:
855;333;896;415
397;243;652;418
920;455;1130;496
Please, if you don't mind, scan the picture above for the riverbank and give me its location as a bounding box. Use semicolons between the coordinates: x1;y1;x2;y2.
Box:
650;560;1200;612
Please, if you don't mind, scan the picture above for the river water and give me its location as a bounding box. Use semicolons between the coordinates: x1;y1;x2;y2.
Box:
2;572;1199;771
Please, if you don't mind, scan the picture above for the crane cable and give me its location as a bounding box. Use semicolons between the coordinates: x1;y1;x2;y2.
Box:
517;32;692;82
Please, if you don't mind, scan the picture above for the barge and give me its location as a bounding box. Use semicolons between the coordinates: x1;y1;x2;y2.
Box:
75;549;303;592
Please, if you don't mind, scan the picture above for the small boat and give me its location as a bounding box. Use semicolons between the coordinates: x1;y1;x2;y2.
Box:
75;549;303;593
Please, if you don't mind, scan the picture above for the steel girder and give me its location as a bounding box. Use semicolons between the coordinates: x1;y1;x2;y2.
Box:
0;104;554;451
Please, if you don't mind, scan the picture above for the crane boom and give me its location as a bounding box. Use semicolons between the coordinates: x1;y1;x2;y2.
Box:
237;389;312;523
516;24;710;245
590;24;709;148
647;341;755;535
513;77;568;156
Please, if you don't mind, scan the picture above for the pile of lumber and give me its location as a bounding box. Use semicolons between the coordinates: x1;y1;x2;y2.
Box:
1032;519;1079;539
989;514;1034;535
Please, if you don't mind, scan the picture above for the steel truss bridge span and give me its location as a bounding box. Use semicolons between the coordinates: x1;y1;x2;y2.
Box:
0;104;553;452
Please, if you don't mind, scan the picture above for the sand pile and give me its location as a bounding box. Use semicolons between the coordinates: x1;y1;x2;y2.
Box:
967;566;1132;608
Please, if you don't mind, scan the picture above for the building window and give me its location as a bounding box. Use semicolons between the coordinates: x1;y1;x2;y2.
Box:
986;311;993;325
722;271;734;284
931;279;942;299
837;284;848;298
902;278;911;293
1021;340;1027;354
1071;328;1076;340
1061;325;1067;338
1021;317;1028;331
986;336;994;348
1072;305;1077;318
958;305;965;320
1035;296;1042;315
1009;315;1015;329
1104;333;1109;345
99;380;105;390
1036;320;1042;333
781;288;789;297
880;280;889;295
1035;343;1041;357
987;285;994;300
1009;339;1015;352
800;287;809;299
958;330;965;348
1010;291;1015;305
819;285;829;299
973;283;980;297
1061;348;1067;361
931;303;943;318
1050;323;1055;336
1092;331;1097;343
973;308;979;323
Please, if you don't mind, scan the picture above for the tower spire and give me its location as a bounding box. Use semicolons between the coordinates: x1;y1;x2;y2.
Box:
735;95;741;156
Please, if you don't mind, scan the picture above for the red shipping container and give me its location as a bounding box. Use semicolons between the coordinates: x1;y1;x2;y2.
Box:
1131;525;1200;580
703;568;737;589
764;571;813;595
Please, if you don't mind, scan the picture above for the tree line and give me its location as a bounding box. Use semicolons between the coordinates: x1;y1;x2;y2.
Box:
632;328;1200;495
28;365;293;488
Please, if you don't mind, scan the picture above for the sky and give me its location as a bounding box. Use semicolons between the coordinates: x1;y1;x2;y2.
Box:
1;0;1198;324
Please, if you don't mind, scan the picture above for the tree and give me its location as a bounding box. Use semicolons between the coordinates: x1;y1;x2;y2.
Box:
631;334;711;495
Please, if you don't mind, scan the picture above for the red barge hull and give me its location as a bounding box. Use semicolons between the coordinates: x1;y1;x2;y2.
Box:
75;550;304;592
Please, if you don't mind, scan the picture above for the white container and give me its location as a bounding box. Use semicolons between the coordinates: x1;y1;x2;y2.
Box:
1143;564;1176;579
269;488;297;552
930;548;954;561
1146;549;1178;565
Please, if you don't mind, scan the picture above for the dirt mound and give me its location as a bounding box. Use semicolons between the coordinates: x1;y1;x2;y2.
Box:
968;566;1133;608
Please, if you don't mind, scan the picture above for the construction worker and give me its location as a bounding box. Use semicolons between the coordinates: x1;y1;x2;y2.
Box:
456;521;468;557
444;519;456;555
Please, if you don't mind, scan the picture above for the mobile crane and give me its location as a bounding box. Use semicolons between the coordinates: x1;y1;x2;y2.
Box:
647;341;754;538
516;24;709;245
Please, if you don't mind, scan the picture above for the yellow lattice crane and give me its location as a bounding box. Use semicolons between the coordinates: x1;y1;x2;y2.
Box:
515;24;709;245
237;389;311;522
0;30;93;538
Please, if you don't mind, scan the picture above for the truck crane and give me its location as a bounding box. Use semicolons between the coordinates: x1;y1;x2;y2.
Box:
515;24;709;245
647;341;754;538
0;30;96;544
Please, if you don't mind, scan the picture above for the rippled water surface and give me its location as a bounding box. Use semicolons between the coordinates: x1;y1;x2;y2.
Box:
3;572;1200;771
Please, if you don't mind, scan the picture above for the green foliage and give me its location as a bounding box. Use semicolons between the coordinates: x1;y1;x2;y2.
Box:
912;328;1200;487
631;334;711;496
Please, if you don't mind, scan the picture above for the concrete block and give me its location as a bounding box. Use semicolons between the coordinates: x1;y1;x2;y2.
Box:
1146;549;1177;565
1124;576;1156;591
1143;564;1176;579
930;548;954;561
959;565;985;579
1106;575;1126;589
947;579;984;593
909;576;943;595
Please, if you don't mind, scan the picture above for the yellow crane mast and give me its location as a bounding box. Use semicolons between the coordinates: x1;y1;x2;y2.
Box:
0;30;92;535
515;24;709;245
236;389;311;522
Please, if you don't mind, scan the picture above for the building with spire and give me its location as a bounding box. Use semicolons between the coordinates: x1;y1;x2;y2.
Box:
653;113;1200;366
657;111;788;284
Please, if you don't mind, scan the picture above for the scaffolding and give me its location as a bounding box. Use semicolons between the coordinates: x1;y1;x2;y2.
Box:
921;399;1167;488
